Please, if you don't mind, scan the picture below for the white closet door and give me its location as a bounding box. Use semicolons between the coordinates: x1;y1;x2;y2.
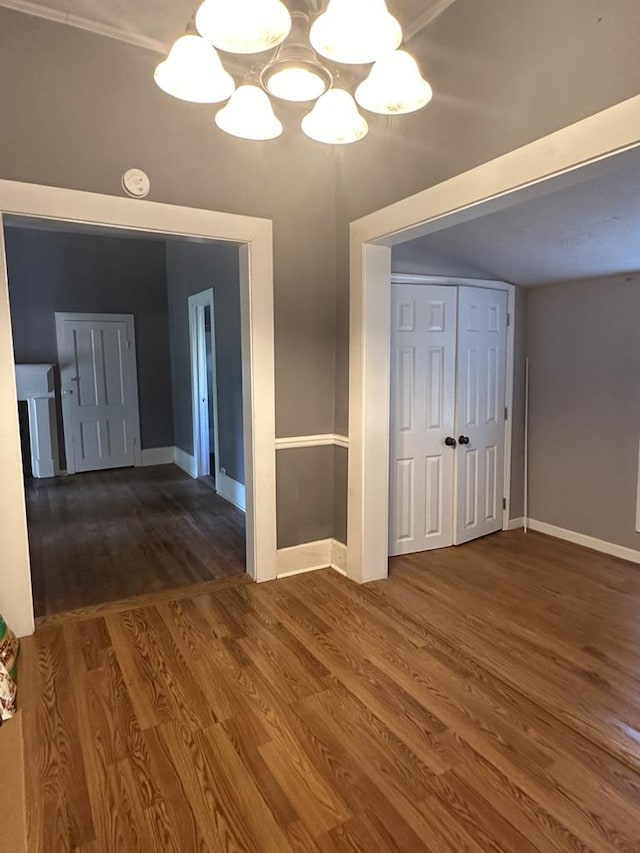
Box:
389;284;457;555
455;287;508;544
56;314;141;473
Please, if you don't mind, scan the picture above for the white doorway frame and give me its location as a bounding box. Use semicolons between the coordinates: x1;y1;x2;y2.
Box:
0;181;277;637
390;274;515;551
189;289;220;480
55;311;143;474
347;93;640;584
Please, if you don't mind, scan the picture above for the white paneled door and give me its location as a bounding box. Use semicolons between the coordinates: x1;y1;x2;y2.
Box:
55;313;141;474
389;285;457;555
455;287;508;544
389;284;508;555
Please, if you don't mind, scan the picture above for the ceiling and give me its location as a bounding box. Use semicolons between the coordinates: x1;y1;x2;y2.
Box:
396;149;640;287
0;0;450;53
4;0;200;48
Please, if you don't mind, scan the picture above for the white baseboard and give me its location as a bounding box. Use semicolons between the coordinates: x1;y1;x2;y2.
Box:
174;447;197;479
330;539;347;575
277;538;348;579
171;449;245;509
141;446;175;467
216;471;246;512
508;517;524;530
528;519;640;565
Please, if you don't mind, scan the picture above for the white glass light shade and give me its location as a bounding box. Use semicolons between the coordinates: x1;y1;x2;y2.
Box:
196;0;291;54
310;0;402;65
265;66;328;101
302;89;368;145
154;35;235;103
215;85;283;140
356;50;433;115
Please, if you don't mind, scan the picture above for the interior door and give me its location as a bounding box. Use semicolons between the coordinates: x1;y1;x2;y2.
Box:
455;287;508;544
55;314;141;473
389;284;457;555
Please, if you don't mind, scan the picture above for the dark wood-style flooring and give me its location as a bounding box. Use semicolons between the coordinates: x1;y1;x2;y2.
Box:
20;530;640;851
25;465;246;617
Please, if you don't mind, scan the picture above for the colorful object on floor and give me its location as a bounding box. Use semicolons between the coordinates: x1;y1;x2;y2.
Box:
0;615;19;721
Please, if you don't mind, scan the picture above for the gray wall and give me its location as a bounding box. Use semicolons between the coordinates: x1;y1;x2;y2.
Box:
4;226;173;465
527;274;640;549
277;446;335;548
165;240;244;484
510;287;528;520
333;446;348;546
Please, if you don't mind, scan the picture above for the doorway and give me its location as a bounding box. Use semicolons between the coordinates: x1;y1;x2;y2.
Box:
189;286;246;511
6;222;254;617
190;289;217;480
389;281;509;556
0;181;277;637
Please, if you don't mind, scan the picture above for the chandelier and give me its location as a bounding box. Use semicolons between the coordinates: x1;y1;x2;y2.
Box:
154;0;433;145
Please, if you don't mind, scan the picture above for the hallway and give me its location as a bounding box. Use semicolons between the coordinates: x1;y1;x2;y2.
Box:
26;465;246;617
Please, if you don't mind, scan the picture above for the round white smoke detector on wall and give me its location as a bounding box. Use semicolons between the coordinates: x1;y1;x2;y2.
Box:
121;169;150;198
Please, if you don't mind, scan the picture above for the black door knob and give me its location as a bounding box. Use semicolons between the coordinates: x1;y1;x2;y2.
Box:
458;435;470;445
444;436;457;447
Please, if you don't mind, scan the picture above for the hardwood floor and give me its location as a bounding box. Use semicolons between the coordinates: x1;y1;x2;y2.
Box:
20;530;640;852
25;465;246;618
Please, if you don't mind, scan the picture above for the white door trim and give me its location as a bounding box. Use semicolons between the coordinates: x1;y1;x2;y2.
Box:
54;311;143;474
0;181;276;636
348;93;640;584
188;289;219;480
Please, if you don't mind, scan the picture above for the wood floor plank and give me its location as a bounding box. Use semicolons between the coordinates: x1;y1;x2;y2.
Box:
22;531;640;852
35;625;95;849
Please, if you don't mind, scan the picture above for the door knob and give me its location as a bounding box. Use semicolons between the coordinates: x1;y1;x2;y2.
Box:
444;436;457;448
458;435;470;445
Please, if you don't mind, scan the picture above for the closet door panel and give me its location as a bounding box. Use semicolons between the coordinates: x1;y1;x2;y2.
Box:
389;284;457;555
455;287;508;545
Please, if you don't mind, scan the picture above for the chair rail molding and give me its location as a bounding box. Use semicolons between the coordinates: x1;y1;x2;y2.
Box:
275;434;349;450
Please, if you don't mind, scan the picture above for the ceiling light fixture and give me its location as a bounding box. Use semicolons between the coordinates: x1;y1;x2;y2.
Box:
154;1;433;145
